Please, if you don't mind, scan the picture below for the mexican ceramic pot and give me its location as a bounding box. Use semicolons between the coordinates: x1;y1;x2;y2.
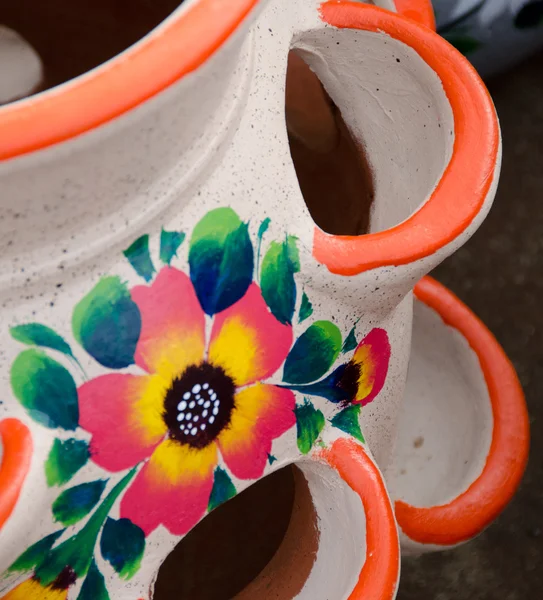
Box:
0;1;529;599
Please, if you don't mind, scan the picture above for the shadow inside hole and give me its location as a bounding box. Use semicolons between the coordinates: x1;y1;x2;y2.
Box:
0;0;184;98
152;464;319;600
285;51;375;236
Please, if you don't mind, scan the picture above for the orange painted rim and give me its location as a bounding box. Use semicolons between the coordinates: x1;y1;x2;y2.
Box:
0;418;33;531
315;2;499;275
321;437;399;600
394;0;436;30
0;0;259;161
394;276;529;546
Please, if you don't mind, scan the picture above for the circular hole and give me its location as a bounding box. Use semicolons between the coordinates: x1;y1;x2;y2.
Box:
152;465;319;600
285;50;375;236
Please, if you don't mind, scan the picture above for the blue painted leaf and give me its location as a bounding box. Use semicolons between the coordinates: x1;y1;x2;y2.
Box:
342;325;358;353
11;350;79;430
160;229;185;265
189;207;254;315
258;217;271;240
72;276;141;369
9;530;65;573
123;234;155;282
287;363;355;404
298;291;313;323
330;405;365;442
295;399;325;454
77;560;110;600
283;320;342;384
10;323;74;358
100;517;145;579
260;236;300;325
208;467;237;512
45;438;90;487
52;480;108;526
268;454;277;465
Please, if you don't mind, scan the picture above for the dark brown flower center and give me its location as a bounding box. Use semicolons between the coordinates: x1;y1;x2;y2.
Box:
163;363;235;449
49;566;77;590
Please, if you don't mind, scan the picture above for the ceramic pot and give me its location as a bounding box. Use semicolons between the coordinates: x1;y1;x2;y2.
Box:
433;0;543;77
0;1;529;599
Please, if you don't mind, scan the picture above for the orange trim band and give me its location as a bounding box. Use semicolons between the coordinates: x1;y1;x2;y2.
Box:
315;2;499;275
322;438;399;600
394;0;436;30
394;276;529;546
0;0;259;160
0;418;33;531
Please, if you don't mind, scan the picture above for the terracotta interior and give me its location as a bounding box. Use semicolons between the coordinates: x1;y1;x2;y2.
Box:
285;51;375;235
0;0;183;97
153;465;319;600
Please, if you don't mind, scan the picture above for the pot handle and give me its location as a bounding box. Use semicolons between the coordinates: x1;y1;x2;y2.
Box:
390;277;529;552
318;437;400;600
392;0;436;29
0;418;33;532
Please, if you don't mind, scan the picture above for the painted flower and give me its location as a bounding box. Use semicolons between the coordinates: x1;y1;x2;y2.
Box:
78;267;296;536
1;571;74;600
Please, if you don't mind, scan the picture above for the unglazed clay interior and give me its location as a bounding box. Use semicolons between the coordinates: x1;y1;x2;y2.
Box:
389;299;493;508
286;51;375;236
291;27;455;233
0;0;183;103
152;465;319;600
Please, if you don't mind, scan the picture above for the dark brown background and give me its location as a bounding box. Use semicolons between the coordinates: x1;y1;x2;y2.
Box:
398;50;543;600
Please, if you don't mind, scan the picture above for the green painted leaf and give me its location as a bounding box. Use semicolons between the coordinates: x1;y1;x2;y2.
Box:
36;469;136;586
330;405;365;443
189;207;254;315
72;276;141;369
100;518;145;580
260;236;300;325
160;229;185;265
9;530;65;573
342;325;358;354
258;217;271;240
268;454;277;465
77;560;110;600
295;400;325;454
283;320;342;384
123;234;155;282
45;438;90;487
444;34;481;55
10;323;74;358
298;291;313;323
52;480;108;526
208;467;237;512
11;350;79;430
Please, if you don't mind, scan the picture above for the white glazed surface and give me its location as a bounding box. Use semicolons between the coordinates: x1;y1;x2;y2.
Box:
0;1;501;598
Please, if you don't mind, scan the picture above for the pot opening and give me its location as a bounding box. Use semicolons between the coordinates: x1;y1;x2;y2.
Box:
152;464;319;600
0;0;185;103
285;50;375;236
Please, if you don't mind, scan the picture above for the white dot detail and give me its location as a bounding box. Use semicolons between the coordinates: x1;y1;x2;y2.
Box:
189;400;196;409
183;392;191;401
204;401;211;409
177;413;185;422
209;416;215;424
186;413;192;420
203;383;209;390
194;415;199;423
190;427;198;435
177;400;187;411
213;407;219;416
202;410;208;418
192;384;202;394
201;423;206;430
210;393;217;400
197;398;204;406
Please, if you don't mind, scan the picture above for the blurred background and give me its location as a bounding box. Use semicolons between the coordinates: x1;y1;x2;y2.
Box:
399;46;543;600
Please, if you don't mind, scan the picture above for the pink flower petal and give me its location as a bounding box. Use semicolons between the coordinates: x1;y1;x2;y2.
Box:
79;374;167;472
131;267;206;377
352;328;391;406
218;384;296;479
121;439;217;536
209;283;293;387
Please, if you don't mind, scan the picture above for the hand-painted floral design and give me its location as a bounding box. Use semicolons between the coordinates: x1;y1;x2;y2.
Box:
79;269;296;535
2;207;391;599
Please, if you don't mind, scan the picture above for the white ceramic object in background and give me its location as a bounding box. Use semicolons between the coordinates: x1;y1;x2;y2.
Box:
433;0;543;77
0;1;529;599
